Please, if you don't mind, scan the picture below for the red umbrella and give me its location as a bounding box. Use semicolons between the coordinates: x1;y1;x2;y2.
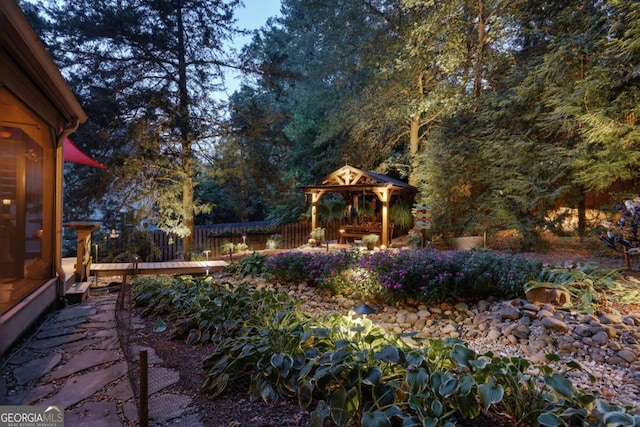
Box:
63;137;107;169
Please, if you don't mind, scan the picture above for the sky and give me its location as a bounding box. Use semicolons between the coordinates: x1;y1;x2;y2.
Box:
224;0;282;93
235;0;281;34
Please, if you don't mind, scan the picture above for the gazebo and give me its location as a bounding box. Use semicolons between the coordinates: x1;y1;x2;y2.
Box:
301;165;417;247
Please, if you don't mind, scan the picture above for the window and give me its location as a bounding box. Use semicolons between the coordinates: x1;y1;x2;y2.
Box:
1;125;47;313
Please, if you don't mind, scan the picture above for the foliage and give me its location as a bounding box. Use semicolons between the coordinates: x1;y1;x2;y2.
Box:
104;230;162;262
266;248;542;305
407;228;423;249
266;234;283;250
30;0;640;256
359;249;542;304
310;227;325;241
266;250;364;293
389;200;415;232
361;234;379;247
220;242;235;255
228;252;269;278
132;270;637;426
317;197;348;221
525;264;640;314
221;241;248;254
132;275;301;345
265;252;318;284
28;0;242;256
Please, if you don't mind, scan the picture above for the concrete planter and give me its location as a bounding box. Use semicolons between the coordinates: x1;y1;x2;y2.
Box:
452;235;485;250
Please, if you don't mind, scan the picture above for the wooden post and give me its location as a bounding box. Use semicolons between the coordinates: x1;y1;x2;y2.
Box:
373;187;391;248
118;274;127;310
624;246;631;270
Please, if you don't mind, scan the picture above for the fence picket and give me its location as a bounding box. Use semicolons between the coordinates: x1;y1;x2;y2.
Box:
141;220;344;261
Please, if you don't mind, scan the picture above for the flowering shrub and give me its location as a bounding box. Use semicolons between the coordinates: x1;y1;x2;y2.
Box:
359;249;542;303
266;250;382;296
453;250;542;299
266;248;543;304
265;251;317;284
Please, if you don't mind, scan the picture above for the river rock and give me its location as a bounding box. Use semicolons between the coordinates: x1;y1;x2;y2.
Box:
541;316;569;332
526;287;570;305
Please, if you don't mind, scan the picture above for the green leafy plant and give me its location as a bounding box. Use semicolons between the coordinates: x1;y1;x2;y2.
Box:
525;264;640;314
362;233;379;249
133;274;634;426
266;234;283;249
310;227;325;242
221;241;235;254
390;200;415;231
228;251;268;278
132;275;300;345
408;228;423;249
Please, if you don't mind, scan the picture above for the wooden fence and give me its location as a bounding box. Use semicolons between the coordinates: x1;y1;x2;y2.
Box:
144;220;343;261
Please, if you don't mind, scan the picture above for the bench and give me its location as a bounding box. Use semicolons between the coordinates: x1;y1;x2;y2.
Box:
339;224;393;244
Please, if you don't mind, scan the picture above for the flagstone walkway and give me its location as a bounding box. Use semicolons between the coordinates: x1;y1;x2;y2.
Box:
0;290;199;426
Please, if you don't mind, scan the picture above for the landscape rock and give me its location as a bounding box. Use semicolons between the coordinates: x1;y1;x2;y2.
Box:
525;287;571;305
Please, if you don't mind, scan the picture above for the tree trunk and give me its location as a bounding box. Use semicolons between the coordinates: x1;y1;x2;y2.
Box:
409;115;420;187
176;4;195;259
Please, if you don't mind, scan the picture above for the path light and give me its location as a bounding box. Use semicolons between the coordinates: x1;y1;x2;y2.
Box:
354;303;378;315
203;250;210;261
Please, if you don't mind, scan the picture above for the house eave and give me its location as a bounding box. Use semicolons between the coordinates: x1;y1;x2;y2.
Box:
0;1;87;124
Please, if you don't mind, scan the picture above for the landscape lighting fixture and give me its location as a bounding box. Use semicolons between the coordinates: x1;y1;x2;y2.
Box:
354;303;378;315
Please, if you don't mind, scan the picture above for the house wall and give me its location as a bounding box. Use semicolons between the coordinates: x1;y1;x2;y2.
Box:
0;88;59;357
0;0;81;356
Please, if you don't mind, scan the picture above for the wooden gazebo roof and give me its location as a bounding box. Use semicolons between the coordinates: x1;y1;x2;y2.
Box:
300;165;417;196
301;165;417;247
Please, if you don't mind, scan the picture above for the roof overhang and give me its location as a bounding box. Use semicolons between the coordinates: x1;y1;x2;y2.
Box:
0;1;87;124
300;165;417;196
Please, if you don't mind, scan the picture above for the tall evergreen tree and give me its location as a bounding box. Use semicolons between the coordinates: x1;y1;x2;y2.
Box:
27;0;241;257
571;0;640;193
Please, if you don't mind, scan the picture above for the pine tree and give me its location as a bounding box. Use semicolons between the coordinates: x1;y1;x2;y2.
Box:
29;0;241;258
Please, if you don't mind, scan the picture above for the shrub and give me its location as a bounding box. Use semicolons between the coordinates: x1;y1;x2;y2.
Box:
359;249;458;302
454;250;543;300
266;234;283;249
264;250;378;297
267;248;542;304
229;252;268;278
310;227;325;241
221;241;235;255
265;251;318;284
359;249;542;303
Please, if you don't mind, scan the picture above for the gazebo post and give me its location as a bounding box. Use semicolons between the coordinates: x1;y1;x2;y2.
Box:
310;190;325;232
374;187;392;248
